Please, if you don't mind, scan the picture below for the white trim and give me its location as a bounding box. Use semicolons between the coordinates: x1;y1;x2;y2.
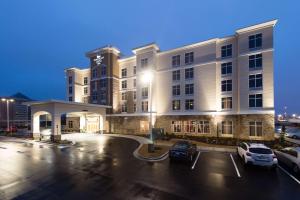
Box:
239;48;273;57
236;19;277;34
23;100;111;108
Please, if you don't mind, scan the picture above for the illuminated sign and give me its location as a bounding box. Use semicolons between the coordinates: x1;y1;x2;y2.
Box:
94;55;104;65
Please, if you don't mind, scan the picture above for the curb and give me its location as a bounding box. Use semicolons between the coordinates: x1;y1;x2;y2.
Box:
133;146;169;162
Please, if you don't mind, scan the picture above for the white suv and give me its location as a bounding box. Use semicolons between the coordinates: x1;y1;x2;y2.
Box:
237;142;278;168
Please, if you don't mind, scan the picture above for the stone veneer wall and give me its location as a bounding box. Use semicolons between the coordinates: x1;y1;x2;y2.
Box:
107;114;275;141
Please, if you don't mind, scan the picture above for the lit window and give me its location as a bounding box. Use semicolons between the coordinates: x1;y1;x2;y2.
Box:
185;121;196;133
185;99;194;110
221;44;232;58
172;100;181;111
222;121;233;135
142;101;148;112
68;121;73;128
249;121;263;136
197;121;210;134
221;97;232;109
172;121;182;133
249;33;262;49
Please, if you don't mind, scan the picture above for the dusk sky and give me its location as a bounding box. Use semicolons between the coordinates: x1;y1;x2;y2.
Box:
0;0;299;114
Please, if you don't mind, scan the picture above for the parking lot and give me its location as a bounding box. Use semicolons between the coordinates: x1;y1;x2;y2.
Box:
0;135;299;200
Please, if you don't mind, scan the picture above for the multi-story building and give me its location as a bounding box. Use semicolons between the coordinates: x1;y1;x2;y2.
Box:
65;20;277;140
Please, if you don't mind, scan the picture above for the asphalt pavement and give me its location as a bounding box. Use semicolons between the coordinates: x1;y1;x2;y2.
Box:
0;135;299;200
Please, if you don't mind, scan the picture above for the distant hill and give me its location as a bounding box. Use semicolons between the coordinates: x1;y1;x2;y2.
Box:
9;92;33;101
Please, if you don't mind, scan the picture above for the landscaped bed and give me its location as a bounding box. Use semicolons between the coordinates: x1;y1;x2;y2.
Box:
137;144;169;160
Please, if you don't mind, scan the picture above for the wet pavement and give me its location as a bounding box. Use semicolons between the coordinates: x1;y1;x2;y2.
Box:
0;135;300;200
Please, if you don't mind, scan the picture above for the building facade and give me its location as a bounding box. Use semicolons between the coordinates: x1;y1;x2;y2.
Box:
65;20;277;140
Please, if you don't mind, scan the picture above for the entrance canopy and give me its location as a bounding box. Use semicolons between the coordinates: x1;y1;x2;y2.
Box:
24;100;110;141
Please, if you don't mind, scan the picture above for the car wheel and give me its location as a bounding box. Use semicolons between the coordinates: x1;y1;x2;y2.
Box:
292;135;297;139
293;164;299;174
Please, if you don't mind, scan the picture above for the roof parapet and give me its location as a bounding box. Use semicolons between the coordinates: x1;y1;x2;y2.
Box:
236;19;278;34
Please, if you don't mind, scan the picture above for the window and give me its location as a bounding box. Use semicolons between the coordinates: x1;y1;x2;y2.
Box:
91;81;96;91
197;121;210;134
221;62;232;75
249;54;262;70
185;68;194;79
172;100;181;110
121;103;127;113
122;68;127;78
84;77;88;85
185;84;194;95
172;85;180;96
222;97;232;109
249;33;262;49
221;44;232;58
100;79;107;88
185;99;194;110
221;80;232;92
133;103;137;112
222;121;233;135
133;66;136;75
84;87;88;95
172;121;182;133
185;52;194;64
122;80;127;89
68;121;73;129
249;94;262;108
172;55;180;67
92;92;97;101
249;74;263;89
142;87;148;98
68;76;73;84
172;70;180;81
68;86;73;94
92;68;98;78
121;92;126;100
133;91;136;100
101;66;106;76
141;58;148;68
133;79;136;88
249;121;263;136
185;121;196;133
100;91;106;102
142;101;148;112
68;96;72;101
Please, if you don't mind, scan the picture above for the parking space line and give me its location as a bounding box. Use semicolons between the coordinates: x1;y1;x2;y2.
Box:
191;151;201;170
230;153;241;178
278;165;300;185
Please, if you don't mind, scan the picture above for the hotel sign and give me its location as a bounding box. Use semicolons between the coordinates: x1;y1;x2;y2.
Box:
94;55;104;65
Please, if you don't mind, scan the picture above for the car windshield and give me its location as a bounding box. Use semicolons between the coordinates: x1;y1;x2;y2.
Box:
249;148;272;154
173;142;189;150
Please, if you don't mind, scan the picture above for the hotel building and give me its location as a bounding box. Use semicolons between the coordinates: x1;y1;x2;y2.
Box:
65;20;277;140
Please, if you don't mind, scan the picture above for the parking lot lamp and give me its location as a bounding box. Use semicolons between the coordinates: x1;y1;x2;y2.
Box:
1;98;14;132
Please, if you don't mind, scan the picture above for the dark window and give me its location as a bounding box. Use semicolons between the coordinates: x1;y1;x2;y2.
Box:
100;91;106;103
68;96;72;101
133;66;136;75
249;148;272;154
133;91;136;100
121;92;126;100
185;99;194;110
249;74;263;89
84;87;88;94
172;70;180;81
222;121;233;134
221;44;232;58
221;80;232;92
68;86;73;94
133;79;136;87
185;84;194;95
68;76;73;84
141;58;148;68
172;85;180;96
249;54;262;70
100;79;107;88
142;101;148;112
172;55;180;67
185;68;194;79
249;121;263;136
101;66;106;76
249;33;262;49
221;97;232;109
121;103;127;112
92;92;97;101
172;100;181;110
121;68;127;78
185;52;194;64
249;94;263;107
92;68;98;78
221;62;232;75
142;87;148;98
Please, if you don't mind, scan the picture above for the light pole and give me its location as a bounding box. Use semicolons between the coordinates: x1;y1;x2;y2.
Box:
142;70;154;142
1;98;14;132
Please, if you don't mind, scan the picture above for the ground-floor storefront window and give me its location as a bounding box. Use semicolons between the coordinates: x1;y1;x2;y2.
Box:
221;121;233;135
172;120;210;134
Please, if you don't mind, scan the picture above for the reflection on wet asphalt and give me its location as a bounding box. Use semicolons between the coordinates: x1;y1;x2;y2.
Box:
0;135;299;200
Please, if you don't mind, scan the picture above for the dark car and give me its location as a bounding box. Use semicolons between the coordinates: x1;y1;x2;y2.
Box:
169;141;197;162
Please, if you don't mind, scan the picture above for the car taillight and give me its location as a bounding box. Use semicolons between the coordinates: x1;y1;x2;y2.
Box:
246;152;252;157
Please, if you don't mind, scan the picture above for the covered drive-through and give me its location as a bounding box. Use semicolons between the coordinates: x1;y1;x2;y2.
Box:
24;100;110;141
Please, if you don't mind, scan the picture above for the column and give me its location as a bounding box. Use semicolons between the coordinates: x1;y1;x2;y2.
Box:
51;113;61;142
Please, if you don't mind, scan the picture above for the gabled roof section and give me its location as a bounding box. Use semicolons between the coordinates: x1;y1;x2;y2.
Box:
85;45;120;57
236;19;278;34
